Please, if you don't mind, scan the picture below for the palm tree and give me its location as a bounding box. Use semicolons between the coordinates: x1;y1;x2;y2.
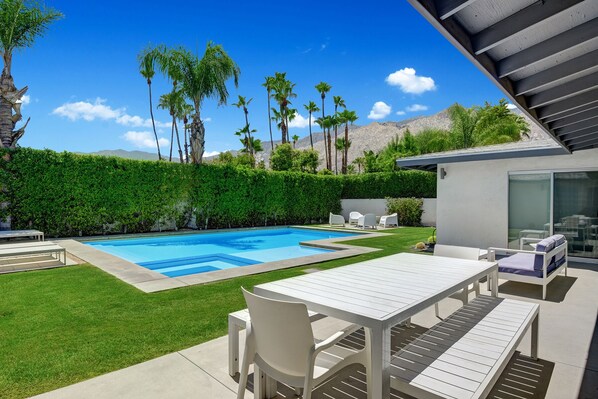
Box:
292;134;299;148
303;101;319;150
315;82;332;169
160;43;240;164
158;90;185;163
447;103;478;149
337;109;358;173
332;96;346;174
0;0;62;150
181;103;194;163
262;76;275;151
335;137;351;174
316;115;334;170
353;156;365;174
233;95;254;156
138;46;162;160
271;72;296;144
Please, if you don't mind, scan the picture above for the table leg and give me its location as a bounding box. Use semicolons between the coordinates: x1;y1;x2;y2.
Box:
531;314;539;360
366;325;391;399
490;270;499;297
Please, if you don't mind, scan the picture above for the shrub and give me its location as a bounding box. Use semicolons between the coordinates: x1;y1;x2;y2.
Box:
341;171;435;199
386;197;424;226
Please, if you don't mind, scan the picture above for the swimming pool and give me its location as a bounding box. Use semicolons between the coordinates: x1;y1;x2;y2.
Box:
86;227;358;277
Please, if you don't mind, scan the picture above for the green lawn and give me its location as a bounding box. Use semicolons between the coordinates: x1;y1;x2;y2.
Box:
0;227;432;399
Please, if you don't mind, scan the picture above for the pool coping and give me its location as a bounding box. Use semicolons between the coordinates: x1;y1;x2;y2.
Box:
57;226;387;293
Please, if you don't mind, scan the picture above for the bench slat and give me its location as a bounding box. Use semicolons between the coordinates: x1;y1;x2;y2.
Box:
391;296;539;399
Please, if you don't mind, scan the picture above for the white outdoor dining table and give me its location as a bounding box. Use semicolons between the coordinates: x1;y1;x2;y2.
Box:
253;252;499;399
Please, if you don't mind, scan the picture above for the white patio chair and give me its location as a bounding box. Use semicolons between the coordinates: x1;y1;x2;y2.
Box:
237;288;368;399
433;244;485;318
357;213;376;229
348;211;362;225
328;212;345;227
379;213;398;228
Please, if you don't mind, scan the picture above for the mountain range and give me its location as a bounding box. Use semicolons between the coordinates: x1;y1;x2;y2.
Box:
82;108;552;168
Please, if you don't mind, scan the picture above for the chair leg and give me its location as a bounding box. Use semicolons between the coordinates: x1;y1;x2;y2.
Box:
542;284;547;300
434;303;440;318
294;387;301;396
237;348;251;399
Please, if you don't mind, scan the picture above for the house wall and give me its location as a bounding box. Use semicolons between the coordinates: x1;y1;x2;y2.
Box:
436;148;598;249
340;198;437;226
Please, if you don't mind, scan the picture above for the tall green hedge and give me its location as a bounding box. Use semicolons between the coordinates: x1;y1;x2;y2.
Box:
341;171;436;199
0;148;436;237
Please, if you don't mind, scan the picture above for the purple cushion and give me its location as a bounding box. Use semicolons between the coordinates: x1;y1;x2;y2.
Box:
499;253;562;278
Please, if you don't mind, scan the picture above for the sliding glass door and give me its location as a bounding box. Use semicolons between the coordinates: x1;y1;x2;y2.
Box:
554;172;598;258
509;170;598;260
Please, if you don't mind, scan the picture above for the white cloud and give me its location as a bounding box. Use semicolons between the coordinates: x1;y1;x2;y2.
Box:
288;113;318;128
406;104;428;112
203;117;212;123
18;95;31;106
122;131;169;149
203;150;220;157
53;97;170;128
396;110;406;116
385;68;436;94
506;103;518;110
368;101;392;120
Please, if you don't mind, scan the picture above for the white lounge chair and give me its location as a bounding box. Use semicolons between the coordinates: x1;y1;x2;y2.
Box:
328;212;345;227
379;213;398;228
357;213;376;229
433;244;486;317
348;211;362;225
237;288;368;399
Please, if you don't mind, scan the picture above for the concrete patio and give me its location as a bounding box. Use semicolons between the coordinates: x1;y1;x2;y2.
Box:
31;262;598;399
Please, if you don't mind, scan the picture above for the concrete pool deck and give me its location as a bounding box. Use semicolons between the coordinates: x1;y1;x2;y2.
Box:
30;262;598;399
60;227;387;293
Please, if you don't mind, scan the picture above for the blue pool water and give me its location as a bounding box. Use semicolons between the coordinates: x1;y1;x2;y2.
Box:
87;227;358;277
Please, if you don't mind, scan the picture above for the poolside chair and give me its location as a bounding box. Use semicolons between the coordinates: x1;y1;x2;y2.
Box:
357;213;376;229
329;212;345;227
237;288;368;399
489;234;567;300
349;211;363;226
379;213;398;228
433;244;485;318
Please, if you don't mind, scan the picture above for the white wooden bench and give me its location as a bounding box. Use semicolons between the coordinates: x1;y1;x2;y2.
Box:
390;295;539;399
0;229;44;241
228;308;324;376
0;242;66;266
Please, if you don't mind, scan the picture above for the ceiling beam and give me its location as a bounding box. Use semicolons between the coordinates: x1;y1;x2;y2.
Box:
557;118;598;135
514;49;598;96
569;137;598;151
565;133;598;146
548;109;598;130
537;89;598;119
528;71;598;109
435;0;478;20
472;0;583;55
543;99;598;124
497;19;598;78
558;124;598;140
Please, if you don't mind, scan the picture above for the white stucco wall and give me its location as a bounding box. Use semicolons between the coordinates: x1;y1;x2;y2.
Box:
436;148;598;249
340;198;437;226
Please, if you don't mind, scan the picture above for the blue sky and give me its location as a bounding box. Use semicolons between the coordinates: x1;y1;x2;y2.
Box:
15;0;507;155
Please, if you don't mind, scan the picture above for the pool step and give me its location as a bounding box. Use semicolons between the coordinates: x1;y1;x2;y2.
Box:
138;253;260;271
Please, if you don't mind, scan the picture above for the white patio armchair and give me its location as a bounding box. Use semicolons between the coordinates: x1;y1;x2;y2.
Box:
237;288;368;399
357;213;377;229
379;213;398;228
348;211;363;225
328;212;345;227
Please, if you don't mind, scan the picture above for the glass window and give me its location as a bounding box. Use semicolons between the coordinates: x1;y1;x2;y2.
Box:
508;174;551;249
